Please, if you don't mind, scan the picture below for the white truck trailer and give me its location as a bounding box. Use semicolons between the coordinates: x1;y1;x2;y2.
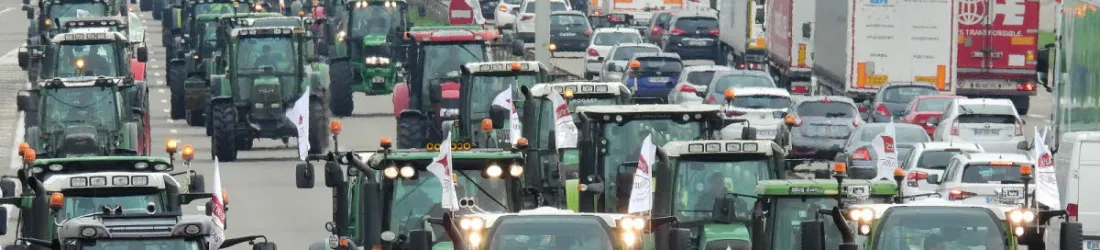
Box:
811;0;959;102
764;0;814;93
717;0;767;68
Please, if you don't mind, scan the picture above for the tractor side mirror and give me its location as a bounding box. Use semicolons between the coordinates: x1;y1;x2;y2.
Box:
799;220;825;250
132;108;144;117
428;82;442;103
137;46;149;62
23;6;33;20
801;22;812;39
16;91;30;112
0;178;17;198
741;126;757;140
669;228;692;250
1017;141;1031;151
489;105;510;129
17;48;28;69
710;195;736;224
510;40;524;57
295;163;315;188
324;162;343;188
251;242;277;250
408;230;433;250
926;174;941;185
0;206;8;236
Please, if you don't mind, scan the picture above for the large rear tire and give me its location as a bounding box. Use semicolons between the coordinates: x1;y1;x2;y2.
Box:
329;60;355;117
186;108;204;126
152;0;163;20
168;63;186;119
211;104;238;161
396;115;426;149
309;99;331;154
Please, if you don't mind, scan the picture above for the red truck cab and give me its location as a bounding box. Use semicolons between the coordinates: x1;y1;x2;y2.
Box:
901;95;967;139
955;0;1040;114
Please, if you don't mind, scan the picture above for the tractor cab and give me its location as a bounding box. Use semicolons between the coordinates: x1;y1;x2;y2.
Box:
391;26;499;148
570;104;724;213
648;139;787;249
17;77;149;158
164;0;247;59
324;0;409;104
445;61;551;147
39;31;134;80
58;17;151;81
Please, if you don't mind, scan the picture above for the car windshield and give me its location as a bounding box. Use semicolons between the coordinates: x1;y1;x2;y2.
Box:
422;43;486;82
655;13;672;27
55;42;120;77
487;216;614;249
59;188;168;221
602;119;703;212
611;46;659;60
194;3;235;15
730;95;791;109
467;73;539;125
551;14;588;27
711;75;775;92
593;32;641;46
873;207;1007;250
78;238;201;250
771;196;891;250
389;169;509;232
796;101;854;118
673;17;718;30
42;86;120;134
916;98;958;112
673;156;773;223
351;4;397;37
882;86;938;104
684;70;717;86
857;126;930;144
636;58;683;73
236;36;297;74
49;3;107;23
536;97;617;149
958;104;1016;116
962;164;1028;184
911;150;974;170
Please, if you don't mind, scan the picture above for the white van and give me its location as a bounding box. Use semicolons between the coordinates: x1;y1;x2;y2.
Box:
1046;131;1100;249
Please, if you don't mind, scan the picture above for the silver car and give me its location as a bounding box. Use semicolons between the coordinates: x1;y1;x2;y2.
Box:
898;142;985;199
719;87;791;140
598;43;661;82
929;153;1034;206
931;98;1026;153
667;65;734;104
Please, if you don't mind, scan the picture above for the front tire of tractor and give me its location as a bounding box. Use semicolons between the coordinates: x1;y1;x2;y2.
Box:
329;60;355;117
140;0;152;11
211;104;238;162
308;99;331;154
396;115;426;149
186;108;204;126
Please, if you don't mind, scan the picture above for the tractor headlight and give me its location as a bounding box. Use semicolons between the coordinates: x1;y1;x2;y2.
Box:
80;227;97;238
486;164;502;178
384;166;399;179
184;224;201;235
509;163;523;177
468;233;482;246
337;31;346;42
399;166;415;178
459;217;485;230
620;231;637;247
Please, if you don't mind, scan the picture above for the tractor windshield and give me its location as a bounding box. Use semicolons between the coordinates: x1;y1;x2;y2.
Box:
57;187;170;221
600;118;703;212
535;97;617;149
78;238;201;250
236;36;298;74
42;86;121;134
872;207;1007;250
422;43;486;83
194;3;236;15
350;3;397;37
468;73;539;125
389;169;509;233
55;42;121;77
673;155;773;223
769;196;891;250
48;3;108;24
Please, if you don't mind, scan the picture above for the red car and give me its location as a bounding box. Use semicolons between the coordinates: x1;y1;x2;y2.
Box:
647;10;679;46
901;95;967;139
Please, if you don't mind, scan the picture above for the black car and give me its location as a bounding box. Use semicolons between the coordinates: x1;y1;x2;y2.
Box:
776;96;864;160
866;82;940;123
660;9;721;62
549;10;592;53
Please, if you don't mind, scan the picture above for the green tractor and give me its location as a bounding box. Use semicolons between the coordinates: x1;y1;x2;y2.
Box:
164;0;256;120
207;26;331;161
326;0;409;116
17;77;151;158
294;135;538;250
19;0;121;83
517;81;632;206
751;175;897;250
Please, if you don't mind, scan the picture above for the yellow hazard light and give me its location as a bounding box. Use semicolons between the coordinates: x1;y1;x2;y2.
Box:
182;145;195;161
166;139;179;154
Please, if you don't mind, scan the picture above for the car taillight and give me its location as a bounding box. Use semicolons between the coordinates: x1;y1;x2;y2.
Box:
587;48;600;57
652;27;660;32
679;84;696;92
706;96;717;104
584;28;593;36
1068;203;1079;219
906;171;928;187
876;104;890;117
1016;121;1024;136
669;29;686;35
792;86;808;93
851;148;871;161
726;110;745;116
498;5;507;12
951;120;959;136
709;29;719;35
1018;81;1035;91
520;15;533;21
949;189;977;200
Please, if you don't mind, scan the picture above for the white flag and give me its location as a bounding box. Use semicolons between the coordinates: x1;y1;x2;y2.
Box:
628;135;657;214
426;131;460;211
207;157;227;250
547;91;577;149
491;86;522;145
285;87;311;160
872;120;899;180
1034;126;1060;208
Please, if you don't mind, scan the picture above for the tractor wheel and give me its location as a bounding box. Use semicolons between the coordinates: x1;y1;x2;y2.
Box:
396;115;426;149
205;105;213;136
186;108;204;126
211;104;238;162
152;0;163;20
237;136;254;150
308;99;331;154
140;0;152;11
329;60;355;117
168;64;186;119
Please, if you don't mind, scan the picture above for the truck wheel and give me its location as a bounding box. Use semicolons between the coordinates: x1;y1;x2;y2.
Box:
1012;96;1031;115
397;115;426;149
140;0;152;11
329;60;355;117
211;104;238;162
186;109;204;126
308;99;331;154
152;0;163;20
168;64;186;119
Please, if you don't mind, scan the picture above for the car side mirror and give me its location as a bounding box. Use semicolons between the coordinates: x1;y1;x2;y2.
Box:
251;242;277;250
324;162;343;188
489;105;510;129
711;195;737;223
1017;141;1031;151
428;82;443;103
137;46;149;62
801;22;812;39
295;163;314;188
799;220;825;250
132;107;144;116
669;228;692;249
16;91;30;112
927;174;941;184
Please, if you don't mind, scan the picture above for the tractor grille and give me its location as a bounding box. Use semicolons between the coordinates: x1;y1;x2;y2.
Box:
705;239;750;250
253;84;282;104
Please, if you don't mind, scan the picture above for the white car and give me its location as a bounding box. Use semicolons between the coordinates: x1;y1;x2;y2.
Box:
929;152;1034;206
898;142;984;199
667;65;734;104
931;98;1026;153
494;0;525;29
583;28;643;80
597;43;660;82
718;87;791;140
513;0;570;43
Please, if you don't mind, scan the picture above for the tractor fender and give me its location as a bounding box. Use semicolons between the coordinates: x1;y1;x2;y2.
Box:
398;109;428;123
392;82;410;118
129;57;146;81
209;96;234;107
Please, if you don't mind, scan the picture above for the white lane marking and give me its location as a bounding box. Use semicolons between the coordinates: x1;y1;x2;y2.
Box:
163;108;170;113
157;80;165;85
170;129;178;134
160;99;167;103
1027;114;1045;119
0;8;13;15
151;65;160;69
154;72;161;77
166;119;174;123
158;89;166;93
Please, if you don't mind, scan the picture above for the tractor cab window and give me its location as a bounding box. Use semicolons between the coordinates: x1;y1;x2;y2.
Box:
194;3;236;15
536;96;616;148
236;36;297;74
48;3;108;24
350;2;397;37
42;86;121;135
468;73;538;125
78;238;201;250
872;207;1007;250
673;155;773;223
199;22;220;57
58;188;168;221
600;119;703;212
422;43;485;83
389;169;509;237
56;42;120;77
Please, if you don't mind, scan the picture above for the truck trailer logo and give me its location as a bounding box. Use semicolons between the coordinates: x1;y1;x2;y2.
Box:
958;0;1026;26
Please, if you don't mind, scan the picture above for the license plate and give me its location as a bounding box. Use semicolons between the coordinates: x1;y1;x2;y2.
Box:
1086;240;1100;249
372;76;385;83
649;77;670;82
686;39;708;46
1000;188;1023;199
973;128;1000;135
559;32;576;36
757;130;776;138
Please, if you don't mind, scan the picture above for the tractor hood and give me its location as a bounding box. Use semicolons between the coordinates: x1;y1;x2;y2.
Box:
362;35;388;46
699;223;751;249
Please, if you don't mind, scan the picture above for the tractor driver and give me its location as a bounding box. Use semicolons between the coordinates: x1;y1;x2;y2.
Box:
695;172;728;211
81;45;112;76
431;48;463;78
253;45;283;70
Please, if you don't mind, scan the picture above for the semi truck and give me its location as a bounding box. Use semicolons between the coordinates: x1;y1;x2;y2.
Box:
764;0;813;93
717;0;767;68
811;0;958;102
954;0;1040;115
